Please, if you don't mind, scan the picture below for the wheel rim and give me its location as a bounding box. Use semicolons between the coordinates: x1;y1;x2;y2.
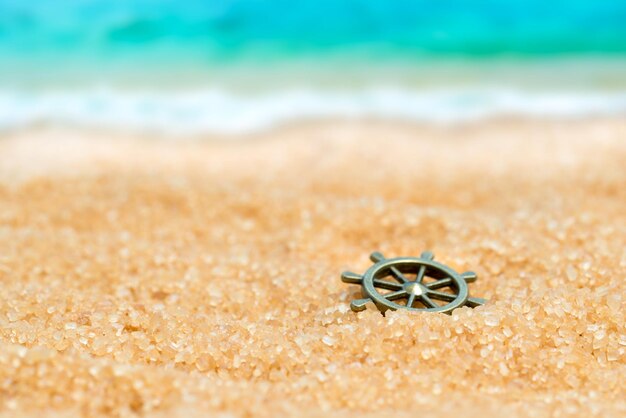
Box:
362;257;469;313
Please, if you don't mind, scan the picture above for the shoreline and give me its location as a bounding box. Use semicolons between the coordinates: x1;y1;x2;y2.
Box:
1;87;626;135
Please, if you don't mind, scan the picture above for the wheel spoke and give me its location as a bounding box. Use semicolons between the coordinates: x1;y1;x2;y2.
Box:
383;289;407;301
420;251;434;261
373;279;403;291
415;265;427;283
421;294;439;308
350;298;371;312
370;252;385;263
466;297;486;307
341;271;362;284
427;290;456;302
406;293;416;308
462;271;477;283
425;277;452;290
389;266;409;283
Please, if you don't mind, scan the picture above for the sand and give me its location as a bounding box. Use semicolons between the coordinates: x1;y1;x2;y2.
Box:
0;118;624;417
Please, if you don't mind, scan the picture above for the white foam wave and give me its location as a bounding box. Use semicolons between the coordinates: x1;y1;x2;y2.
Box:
1;88;625;135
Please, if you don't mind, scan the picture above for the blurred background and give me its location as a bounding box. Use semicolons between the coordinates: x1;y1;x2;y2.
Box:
1;0;625;135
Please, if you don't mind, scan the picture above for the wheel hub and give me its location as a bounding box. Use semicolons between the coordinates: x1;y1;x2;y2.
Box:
403;282;426;296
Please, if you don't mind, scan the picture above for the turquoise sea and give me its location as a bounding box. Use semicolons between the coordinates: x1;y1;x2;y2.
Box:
1;0;626;134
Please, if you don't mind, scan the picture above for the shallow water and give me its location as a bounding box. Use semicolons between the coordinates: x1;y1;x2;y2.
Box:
2;0;625;62
1;0;626;134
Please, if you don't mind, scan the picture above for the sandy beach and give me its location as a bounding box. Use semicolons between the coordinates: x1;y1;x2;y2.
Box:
0;118;625;417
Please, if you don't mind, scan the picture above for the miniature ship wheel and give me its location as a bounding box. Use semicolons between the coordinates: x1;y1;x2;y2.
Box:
342;251;486;314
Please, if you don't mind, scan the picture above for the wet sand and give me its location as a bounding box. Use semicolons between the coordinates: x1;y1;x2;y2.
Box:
0;119;625;417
